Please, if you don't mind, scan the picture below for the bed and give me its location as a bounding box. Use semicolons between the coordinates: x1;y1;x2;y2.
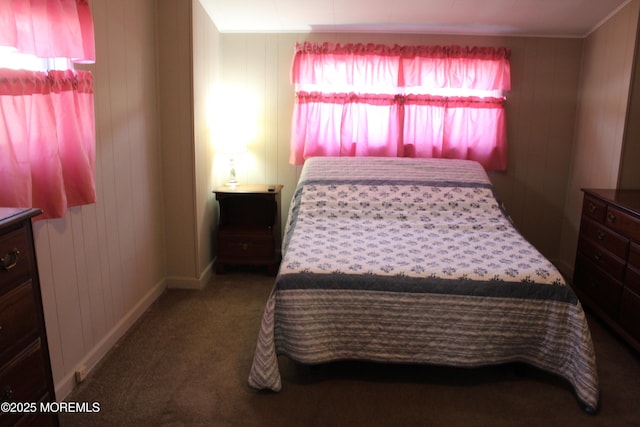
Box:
248;156;599;412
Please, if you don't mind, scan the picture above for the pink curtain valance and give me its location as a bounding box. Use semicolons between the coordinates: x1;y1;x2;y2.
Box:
0;0;95;63
294;42;510;59
292;42;511;91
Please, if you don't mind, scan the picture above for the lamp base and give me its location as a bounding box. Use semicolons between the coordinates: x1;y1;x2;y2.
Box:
227;157;238;186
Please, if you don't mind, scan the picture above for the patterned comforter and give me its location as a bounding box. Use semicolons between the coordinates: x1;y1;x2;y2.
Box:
248;156;599;412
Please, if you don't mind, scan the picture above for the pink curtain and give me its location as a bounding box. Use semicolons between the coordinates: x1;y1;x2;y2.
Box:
0;69;96;218
290;43;510;171
290;92;402;164
403;96;507;170
0;0;96;219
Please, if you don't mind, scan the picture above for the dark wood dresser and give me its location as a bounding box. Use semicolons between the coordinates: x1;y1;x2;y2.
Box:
214;184;283;275
0;208;58;427
574;189;640;352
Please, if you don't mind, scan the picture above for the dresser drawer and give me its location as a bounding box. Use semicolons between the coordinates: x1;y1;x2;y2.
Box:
579;217;629;259
626;266;640;296
0;281;39;363
574;255;623;318
0;228;31;293
218;232;275;259
582;194;607;223
577;236;626;281
13;394;58;427
628;242;640;269
0;341;48;426
619;288;640;342
626;243;640;295
605;206;640;243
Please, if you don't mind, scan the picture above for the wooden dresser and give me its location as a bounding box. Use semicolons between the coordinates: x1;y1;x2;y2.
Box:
214;184;283;275
574;189;640;352
0;208;58;427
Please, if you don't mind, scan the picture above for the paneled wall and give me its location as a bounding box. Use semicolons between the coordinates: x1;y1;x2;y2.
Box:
156;1;199;287
217;32;583;264
34;0;166;398
156;0;219;288
559;0;640;273
193;0;220;278
618;8;640;190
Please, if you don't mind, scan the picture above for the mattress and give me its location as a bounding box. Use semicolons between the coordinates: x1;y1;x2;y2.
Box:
248;156;599;412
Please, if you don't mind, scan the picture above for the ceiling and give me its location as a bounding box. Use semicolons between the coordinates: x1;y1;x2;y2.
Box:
200;0;630;37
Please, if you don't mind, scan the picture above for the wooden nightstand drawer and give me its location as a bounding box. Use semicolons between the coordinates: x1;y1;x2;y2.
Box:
579;216;629;259
218;233;275;259
0;281;39;363
574;254;622;318
0;227;31;294
582;194;607;223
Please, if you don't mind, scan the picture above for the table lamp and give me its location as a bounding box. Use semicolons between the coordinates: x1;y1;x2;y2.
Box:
217;138;247;187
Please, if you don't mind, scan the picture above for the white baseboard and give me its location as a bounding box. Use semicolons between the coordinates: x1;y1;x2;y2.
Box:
56;277;167;400
166;260;214;290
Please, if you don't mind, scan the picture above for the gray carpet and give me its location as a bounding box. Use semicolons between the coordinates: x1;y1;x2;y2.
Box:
60;270;640;426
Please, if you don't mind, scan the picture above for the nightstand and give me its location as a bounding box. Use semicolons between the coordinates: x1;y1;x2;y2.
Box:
214;184;283;275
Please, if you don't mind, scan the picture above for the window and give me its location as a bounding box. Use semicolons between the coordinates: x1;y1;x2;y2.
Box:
0;0;96;219
0;50;73;71
290;43;511;171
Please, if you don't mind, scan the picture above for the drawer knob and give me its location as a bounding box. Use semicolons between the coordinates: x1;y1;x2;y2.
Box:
241;243;249;251
594;253;601;262
0;248;20;271
588;203;597;214
596;231;606;240
606;213;617;224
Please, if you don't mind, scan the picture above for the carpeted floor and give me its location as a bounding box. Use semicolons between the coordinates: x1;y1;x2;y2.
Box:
60;270;640;426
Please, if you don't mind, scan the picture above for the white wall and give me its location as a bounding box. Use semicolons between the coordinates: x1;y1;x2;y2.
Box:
156;0;219;289
35;0;166;399
156;0;199;288
559;0;640;274
193;0;220;279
